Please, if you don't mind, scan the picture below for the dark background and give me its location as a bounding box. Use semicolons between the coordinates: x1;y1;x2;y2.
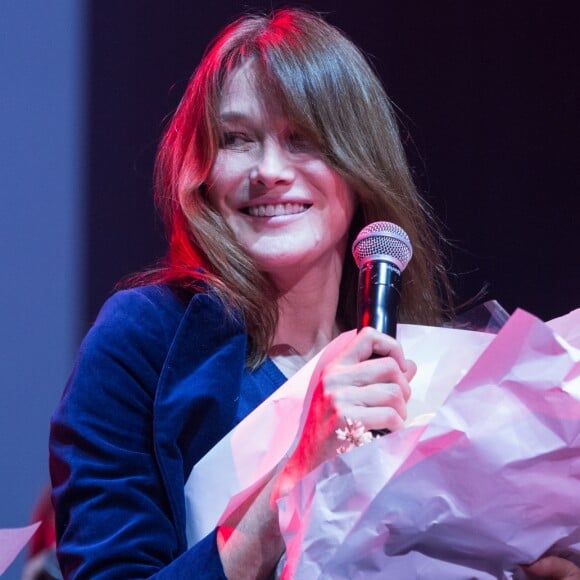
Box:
0;3;577;577
85;1;580;329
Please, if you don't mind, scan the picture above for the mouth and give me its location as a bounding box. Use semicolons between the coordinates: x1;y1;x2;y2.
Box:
242;202;312;217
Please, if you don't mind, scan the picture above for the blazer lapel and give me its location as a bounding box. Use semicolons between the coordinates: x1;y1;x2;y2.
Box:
153;291;247;549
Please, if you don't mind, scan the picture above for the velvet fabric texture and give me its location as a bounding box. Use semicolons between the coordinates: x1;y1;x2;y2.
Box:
50;285;286;578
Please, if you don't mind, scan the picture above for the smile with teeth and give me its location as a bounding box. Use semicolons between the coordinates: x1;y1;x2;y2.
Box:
244;202;311;217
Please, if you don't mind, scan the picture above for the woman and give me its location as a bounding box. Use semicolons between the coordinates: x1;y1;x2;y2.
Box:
49;8;578;579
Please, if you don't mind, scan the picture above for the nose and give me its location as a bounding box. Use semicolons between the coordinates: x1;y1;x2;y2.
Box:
250;139;295;188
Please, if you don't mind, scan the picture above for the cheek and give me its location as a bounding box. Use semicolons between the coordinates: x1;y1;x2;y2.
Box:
342;188;357;220
311;162;356;215
331;176;357;224
206;153;249;211
206;155;232;210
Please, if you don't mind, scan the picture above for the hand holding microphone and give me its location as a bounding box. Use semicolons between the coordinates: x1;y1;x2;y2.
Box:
351;221;415;435
310;221;416;438
280;222;416;477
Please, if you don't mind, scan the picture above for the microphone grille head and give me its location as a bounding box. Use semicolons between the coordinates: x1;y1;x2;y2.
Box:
352;221;413;271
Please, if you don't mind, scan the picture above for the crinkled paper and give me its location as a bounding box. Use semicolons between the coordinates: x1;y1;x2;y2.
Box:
186;321;496;545
0;522;41;575
278;309;580;578
185;307;580;579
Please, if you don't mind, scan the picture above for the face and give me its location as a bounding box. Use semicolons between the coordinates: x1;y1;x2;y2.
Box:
206;61;356;285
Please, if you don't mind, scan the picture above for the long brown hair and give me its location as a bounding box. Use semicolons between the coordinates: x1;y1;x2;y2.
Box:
132;8;453;367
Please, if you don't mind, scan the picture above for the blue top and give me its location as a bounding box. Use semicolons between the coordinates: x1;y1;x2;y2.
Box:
49;284;286;578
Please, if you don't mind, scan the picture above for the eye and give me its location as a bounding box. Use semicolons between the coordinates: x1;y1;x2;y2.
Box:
219;131;254;149
287;131;315;153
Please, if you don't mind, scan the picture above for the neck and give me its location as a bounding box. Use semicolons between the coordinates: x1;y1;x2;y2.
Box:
269;255;344;375
276;283;340;352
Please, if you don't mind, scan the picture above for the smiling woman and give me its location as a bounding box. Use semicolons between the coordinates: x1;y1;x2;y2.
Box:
47;7;578;580
208;60;356;288
149;8;451;368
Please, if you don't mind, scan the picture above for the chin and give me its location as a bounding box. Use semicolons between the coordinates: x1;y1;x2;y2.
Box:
252;253;305;272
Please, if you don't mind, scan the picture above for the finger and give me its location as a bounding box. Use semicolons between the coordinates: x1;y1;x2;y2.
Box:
345;404;406;432
328;357;412;401
404;359;417;382
359;357;416;401
335;382;408;421
339;327;408;371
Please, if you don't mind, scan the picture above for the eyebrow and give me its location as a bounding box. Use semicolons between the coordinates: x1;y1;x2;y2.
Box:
218;110;291;133
218;111;253;124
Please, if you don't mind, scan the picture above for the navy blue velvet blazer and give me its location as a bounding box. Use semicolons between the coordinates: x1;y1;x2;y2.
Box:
50;285;286;578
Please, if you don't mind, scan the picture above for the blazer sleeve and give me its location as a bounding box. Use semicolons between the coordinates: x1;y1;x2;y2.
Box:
49;287;227;579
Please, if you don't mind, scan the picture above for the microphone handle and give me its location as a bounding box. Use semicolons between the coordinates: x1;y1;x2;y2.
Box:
357;260;402;337
357;260;402;436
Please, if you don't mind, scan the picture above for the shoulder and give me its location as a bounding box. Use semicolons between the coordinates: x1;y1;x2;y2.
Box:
83;284;218;357
92;284;186;343
62;285;192;408
56;286;181;406
91;283;232;341
75;284;236;388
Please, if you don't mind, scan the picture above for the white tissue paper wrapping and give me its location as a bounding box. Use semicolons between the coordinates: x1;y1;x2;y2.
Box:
278;308;580;579
185;320;495;545
185;308;580;578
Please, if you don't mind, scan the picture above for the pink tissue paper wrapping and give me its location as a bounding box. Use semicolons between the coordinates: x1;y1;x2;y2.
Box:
184;308;579;578
185;320;496;545
278;308;580;579
0;522;41;575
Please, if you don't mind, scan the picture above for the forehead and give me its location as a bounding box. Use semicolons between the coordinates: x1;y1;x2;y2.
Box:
218;60;284;121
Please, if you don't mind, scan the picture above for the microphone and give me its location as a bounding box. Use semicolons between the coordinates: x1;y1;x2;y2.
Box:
351;221;413;338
